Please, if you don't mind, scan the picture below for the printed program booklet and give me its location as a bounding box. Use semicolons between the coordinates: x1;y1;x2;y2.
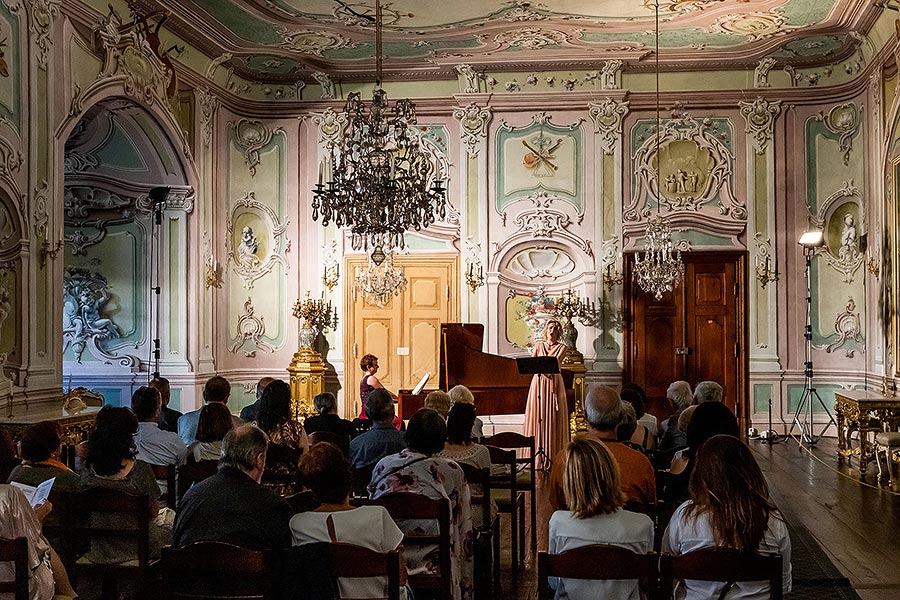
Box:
9;477;56;507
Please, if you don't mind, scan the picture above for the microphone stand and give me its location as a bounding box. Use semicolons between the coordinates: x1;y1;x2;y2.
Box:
148;187;168;382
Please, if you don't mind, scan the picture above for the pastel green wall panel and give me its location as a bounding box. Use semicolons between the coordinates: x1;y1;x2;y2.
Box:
753;384;773;414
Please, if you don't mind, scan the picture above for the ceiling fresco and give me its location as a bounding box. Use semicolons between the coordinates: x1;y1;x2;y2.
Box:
136;0;877;83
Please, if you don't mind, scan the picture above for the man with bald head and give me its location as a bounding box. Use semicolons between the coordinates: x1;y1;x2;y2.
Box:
548;384;656;510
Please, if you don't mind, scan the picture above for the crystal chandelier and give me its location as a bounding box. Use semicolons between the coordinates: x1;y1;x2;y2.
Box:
311;0;446;274
634;0;684;300
355;251;407;308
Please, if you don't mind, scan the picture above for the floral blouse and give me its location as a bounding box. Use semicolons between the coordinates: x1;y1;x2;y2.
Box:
369;449;474;600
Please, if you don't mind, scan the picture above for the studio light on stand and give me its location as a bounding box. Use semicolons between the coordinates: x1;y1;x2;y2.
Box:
147;186;169;382
789;228;837;447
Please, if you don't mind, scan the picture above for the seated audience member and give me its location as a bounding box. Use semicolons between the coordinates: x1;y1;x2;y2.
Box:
240;376;275;424
662;402;739;504
548;437;654;600
621;383;656;451
0;484;78;600
187;402;235;462
350;389;406;469
369;408;473;600
79;406;171;563
663;435;791;599
424;390;451;419
438;402;496;528
692;380;723;405
132;385;187;467
616;402;641;449
256;380;309;451
303;392;355;441
179;375;243;445
8;421;79;492
292;442;406;599
174;424;293;549
150;376;181;433
549;385;655;511
447;385;484;439
0;429;18;483
659;381;692;453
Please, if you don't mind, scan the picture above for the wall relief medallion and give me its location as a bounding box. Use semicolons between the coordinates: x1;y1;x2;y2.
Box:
810;180;863;284
453;103;492;157
708;11;797;42
824;297;863;357
739;98;782;155
278;28;353;55
226;191;289;289
229;119;283;177
229;296;274;356
813;103;860;166
507;247;575;280
494;27;569;50
589;98;629;155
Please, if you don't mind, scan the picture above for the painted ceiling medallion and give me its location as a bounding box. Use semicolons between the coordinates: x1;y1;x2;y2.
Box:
646;0;728;14
494;27;569;50
278;28;353;55
709;11;796;42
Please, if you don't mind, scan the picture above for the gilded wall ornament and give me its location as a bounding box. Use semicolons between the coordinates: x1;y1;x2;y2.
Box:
813;103;861;166
739;98;782;155
229;119;283;177
589;98;629;155
453;103;492;157
225;191;289;289
753;233;778;288
229;297;274;356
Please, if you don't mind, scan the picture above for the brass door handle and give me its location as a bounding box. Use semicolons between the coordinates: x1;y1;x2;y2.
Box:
675;346;691;355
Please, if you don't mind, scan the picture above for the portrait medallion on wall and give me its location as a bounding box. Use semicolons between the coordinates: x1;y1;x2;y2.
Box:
226;191;288;289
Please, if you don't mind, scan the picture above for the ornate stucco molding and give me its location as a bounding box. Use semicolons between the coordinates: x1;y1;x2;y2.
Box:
812;102;860;166
225;191;289;289
229;297;274;356
739;98;782;155
810;180;864;284
311;72;336;99
452;103;492;157
498;191;592;259
26;0;59;70
455;64;480;94
312;107;347;150
599;59;623;90
823;297;864;357
196;88;219;147
228;119;283;177
754;57;776;88
588;98;629;155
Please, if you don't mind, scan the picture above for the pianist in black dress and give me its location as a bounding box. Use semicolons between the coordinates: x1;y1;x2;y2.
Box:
358;353;402;430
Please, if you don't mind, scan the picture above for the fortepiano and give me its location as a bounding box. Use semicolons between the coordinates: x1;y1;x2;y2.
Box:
397;323;574;420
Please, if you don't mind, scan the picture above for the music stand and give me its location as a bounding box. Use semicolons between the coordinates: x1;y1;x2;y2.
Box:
517;356;561;470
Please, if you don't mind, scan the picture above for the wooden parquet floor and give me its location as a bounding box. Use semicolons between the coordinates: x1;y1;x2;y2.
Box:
503;436;900;599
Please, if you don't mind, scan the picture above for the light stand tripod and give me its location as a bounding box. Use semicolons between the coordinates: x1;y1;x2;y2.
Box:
147;186;169;383
789;246;837;447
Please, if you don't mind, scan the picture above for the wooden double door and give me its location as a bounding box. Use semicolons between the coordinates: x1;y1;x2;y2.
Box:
624;252;747;421
344;256;459;418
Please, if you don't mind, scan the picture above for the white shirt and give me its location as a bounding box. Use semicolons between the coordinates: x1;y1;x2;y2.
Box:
290;506;405;599
662;501;792;600
638;413;659;438
135;421;187;466
548;509;654;600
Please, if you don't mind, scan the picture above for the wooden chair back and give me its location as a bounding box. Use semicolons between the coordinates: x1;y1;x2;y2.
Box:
358;492;452;597
176;459;218;506
308;430;350;456
261;443;302;492
485;432;537;552
327;542;402;600
150;463;177;509
64;488;155;597
161;541;275;600
537;545;659;600
659;548;783;600
458;463;492;530
352;464;375;498
0;537;28;600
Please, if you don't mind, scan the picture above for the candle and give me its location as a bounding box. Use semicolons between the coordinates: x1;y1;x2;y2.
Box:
318;161;324;185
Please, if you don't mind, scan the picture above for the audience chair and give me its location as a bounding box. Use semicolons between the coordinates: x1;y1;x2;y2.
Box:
175;459;219;506
485;432;537;554
351;418;372;438
352;464;376;498
150;463;177;510
64;489;157;600
285;489;320;513
659;548;783;600
262;443;302;494
459;463;498;597
0;537;28;600
537;545;659;600
486;445;526;576
161;541;275;600
308;430;350;456
874;431;900;486
357;492;452;600
327;542;402;600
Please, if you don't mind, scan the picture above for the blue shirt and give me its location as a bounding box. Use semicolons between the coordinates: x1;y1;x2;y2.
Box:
349;422;406;469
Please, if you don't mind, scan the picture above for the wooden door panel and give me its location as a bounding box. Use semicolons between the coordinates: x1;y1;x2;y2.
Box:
362;319;395;387
642;315;680;401
409;276;440;309
409;320;440;386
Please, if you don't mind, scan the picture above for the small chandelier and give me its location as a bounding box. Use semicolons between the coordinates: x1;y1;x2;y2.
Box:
311;0;447;269
634;0;684;300
355;250;407;307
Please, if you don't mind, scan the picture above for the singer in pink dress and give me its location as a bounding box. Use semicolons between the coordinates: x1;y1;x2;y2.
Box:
524;319;569;470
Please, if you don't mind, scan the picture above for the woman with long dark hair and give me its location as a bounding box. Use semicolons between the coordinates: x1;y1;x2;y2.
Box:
255;380;309;451
662;435;792;599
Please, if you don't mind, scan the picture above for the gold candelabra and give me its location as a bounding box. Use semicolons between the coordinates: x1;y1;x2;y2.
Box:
602;262;624;290
755;255;778;288
465;261;484;293
292;291;338;349
552;289;596;361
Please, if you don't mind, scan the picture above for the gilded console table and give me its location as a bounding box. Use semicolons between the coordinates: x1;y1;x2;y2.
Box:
834;390;900;478
0;405;102;445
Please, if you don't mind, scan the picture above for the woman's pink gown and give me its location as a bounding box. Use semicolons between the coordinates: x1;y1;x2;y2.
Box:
523;340;569;470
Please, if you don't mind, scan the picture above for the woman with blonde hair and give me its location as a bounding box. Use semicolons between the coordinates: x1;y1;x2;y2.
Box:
662;435;791;599
448;384;484;438
524;319;569;470
548;437;654;599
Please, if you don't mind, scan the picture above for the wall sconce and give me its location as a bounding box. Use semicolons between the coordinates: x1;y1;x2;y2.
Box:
755;254;778;288
865;247;880;278
465;261;484;293
322;241;340;292
602;262;624;291
39;232;63;269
